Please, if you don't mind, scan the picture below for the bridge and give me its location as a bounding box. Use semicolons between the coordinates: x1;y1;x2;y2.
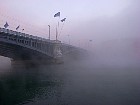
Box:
0;27;85;65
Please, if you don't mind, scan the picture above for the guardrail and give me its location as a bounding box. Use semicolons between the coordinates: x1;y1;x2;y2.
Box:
0;27;77;58
0;27;57;57
0;27;51;42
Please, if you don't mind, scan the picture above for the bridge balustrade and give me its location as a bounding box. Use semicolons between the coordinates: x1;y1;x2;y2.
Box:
0;27;62;57
0;28;2;31
13;31;17;35
7;30;12;34
25;34;28;37
3;29;8;33
15;31;19;36
29;35;33;39
11;31;15;35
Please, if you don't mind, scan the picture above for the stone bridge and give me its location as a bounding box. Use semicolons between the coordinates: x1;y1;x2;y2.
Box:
0;27;85;65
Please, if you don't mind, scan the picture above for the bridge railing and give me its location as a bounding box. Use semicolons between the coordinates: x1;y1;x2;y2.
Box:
0;27;52;42
0;27;80;59
0;27;58;57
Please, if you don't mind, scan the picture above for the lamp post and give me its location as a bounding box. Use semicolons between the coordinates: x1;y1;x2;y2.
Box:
88;39;92;50
48;25;50;40
67;35;70;45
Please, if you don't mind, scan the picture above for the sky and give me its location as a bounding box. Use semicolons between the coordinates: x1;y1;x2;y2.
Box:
0;0;139;48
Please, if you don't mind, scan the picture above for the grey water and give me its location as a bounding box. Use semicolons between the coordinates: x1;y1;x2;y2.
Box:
0;55;140;105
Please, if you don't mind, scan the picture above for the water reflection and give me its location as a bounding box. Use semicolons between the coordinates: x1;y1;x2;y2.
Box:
0;65;64;105
0;59;140;105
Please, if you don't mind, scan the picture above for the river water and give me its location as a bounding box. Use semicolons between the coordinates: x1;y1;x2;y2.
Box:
0;57;140;105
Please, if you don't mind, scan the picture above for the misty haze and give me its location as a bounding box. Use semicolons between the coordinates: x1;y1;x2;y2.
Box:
0;0;140;105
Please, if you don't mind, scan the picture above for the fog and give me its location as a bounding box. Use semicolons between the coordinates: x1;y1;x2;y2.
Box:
77;0;140;68
0;0;140;69
0;1;140;68
0;0;139;43
0;1;140;104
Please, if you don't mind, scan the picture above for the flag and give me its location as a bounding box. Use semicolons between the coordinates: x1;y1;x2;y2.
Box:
61;18;66;22
16;25;20;30
54;12;60;17
4;22;9;28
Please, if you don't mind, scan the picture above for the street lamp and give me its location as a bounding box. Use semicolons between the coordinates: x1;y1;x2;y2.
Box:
67;35;70;45
88;39;93;50
48;25;50;40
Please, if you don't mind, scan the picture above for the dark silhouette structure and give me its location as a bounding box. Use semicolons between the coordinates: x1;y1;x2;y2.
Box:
0;27;84;65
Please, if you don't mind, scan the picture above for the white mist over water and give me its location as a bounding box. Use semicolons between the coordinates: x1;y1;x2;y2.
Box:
0;0;140;104
86;38;140;69
0;45;140;105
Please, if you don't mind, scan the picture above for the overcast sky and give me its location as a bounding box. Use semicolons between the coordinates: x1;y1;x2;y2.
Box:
0;0;139;47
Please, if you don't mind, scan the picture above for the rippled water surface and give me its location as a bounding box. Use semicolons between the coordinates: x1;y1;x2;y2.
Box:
0;59;140;105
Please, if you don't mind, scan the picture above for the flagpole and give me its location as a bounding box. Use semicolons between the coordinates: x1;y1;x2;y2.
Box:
59;21;65;36
57;16;60;40
56;16;60;41
56;25;58;40
54;12;60;41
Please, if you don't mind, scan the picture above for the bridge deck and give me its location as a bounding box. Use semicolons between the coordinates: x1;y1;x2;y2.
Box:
0;28;62;58
0;27;85;63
